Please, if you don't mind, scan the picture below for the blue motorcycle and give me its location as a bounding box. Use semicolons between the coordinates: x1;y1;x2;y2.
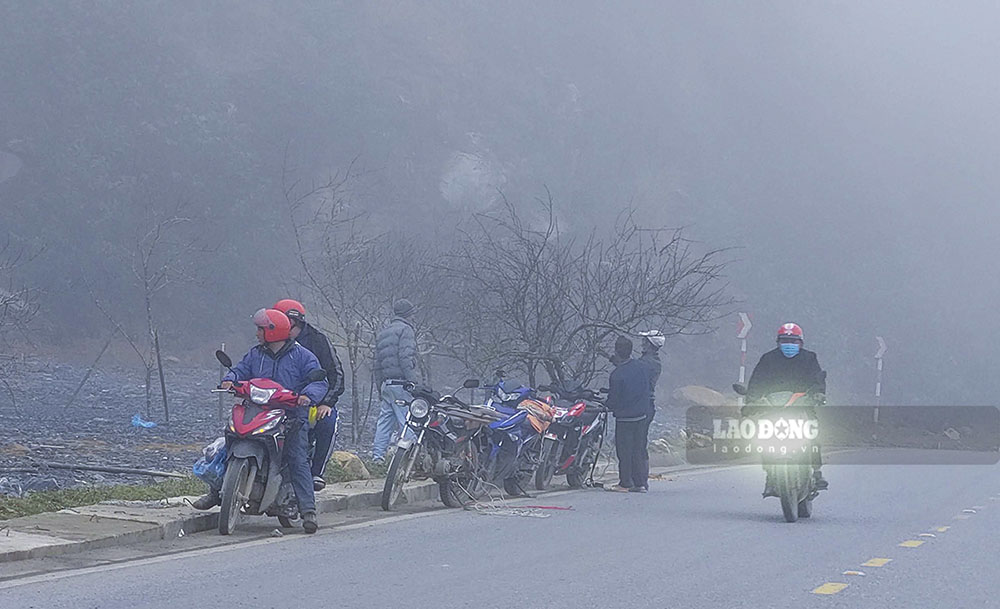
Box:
478;376;551;496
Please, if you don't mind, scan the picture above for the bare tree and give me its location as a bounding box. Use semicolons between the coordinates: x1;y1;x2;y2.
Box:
92;197;206;421
0;235;41;409
284;162;427;442
441;193;732;386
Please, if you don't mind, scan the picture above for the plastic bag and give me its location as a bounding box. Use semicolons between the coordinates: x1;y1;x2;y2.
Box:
202;436;226;459
192;441;227;491
131;414;157;428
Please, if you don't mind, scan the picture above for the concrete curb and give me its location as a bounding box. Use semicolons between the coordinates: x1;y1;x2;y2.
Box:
0;458;723;565
0;478;438;564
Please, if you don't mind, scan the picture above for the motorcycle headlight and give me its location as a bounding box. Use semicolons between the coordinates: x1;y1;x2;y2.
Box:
409;398;430;419
496;389;520;402
250;385;277;405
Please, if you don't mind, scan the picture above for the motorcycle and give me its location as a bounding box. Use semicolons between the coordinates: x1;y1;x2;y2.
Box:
733;382;821;523
534;382;608;490
381;379;498;511
211;350;326;535
480;377;553;496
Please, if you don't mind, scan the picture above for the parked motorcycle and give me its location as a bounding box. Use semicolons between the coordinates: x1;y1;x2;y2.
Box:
211;350;326;535
380;379;498;511
733;382;821;523
480;377;553;496
534;382;608;490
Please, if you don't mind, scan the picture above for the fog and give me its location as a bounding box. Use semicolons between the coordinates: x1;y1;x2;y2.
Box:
1;1;997;405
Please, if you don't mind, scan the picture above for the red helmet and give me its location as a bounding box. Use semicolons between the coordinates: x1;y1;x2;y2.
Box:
777;322;804;342
273;299;307;322
253;308;291;342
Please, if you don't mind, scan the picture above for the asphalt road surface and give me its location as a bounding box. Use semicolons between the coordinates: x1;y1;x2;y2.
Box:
6;451;1000;609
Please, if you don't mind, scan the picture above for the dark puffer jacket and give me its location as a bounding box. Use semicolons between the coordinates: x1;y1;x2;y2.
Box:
295;322;346;406
373;316;418;385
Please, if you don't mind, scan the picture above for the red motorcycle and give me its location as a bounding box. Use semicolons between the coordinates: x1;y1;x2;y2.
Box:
212;351;325;535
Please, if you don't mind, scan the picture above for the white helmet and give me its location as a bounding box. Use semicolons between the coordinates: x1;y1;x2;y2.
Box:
639;330;665;349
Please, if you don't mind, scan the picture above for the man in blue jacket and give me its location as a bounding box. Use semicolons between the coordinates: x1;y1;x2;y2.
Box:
193;308;329;534
371;299;420;462
605;335;653;493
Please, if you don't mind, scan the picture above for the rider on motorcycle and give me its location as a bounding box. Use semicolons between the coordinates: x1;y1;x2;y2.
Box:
273;299;345;492
744;322;828;495
192;308;328;534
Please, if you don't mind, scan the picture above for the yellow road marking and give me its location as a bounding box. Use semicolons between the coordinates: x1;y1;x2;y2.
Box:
936;526;950;532
899;540;924;547
918;533;936;538
862;558;892;567
813;582;849;595
962;509;977;514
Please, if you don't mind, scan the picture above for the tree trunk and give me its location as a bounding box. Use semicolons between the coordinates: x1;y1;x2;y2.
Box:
144;367;152;417
154;328;169;423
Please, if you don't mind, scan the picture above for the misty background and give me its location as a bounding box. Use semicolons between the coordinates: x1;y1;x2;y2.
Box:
1;1;997;407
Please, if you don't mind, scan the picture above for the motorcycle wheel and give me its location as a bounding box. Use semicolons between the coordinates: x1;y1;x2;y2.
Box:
777;466;799;523
534;438;558;490
797;497;813;519
567;441;595;488
219;457;251;535
381;445;417;511
439;480;463;508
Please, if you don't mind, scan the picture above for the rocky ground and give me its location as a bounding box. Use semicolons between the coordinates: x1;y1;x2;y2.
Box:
0;355;385;497
0;355;693;498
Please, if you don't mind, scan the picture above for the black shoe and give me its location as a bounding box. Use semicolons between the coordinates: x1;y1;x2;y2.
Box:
302;512;318;534
313;476;326;492
191;491;221;510
762;477;778;498
813;471;829;491
628;486;647;493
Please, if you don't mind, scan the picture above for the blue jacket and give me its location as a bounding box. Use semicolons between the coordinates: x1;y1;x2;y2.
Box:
606;358;651;420
223;341;329;418
374;316;418;385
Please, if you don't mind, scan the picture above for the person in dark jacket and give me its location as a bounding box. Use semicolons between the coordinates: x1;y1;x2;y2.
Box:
193;308;328;534
605;335;653;493
371;298;420;462
274;299;346;491
745;322;828;493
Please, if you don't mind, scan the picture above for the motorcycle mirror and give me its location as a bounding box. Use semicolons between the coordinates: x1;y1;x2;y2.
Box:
306;369;327;383
732;383;748;396
215;350;232;369
494;368;506;379
463;379;480;389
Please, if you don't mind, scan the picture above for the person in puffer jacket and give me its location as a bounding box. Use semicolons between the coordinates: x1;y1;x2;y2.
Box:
371;299;420;462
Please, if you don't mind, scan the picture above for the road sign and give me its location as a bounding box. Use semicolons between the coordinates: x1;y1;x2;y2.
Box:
875;336;887;359
737;312;752;339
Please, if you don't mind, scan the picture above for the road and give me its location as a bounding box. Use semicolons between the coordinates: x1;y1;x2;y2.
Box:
5;452;1000;609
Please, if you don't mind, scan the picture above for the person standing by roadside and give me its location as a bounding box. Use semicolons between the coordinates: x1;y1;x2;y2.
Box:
605;335;652;493
273;299;346;491
371;299;420;463
635;330;664;490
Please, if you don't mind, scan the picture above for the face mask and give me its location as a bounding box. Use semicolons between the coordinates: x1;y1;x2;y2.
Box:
780;343;800;358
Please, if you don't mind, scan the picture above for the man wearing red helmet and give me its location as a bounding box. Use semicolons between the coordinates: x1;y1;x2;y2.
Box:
192;308;328;534
273;299;345;492
745;322;828;493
